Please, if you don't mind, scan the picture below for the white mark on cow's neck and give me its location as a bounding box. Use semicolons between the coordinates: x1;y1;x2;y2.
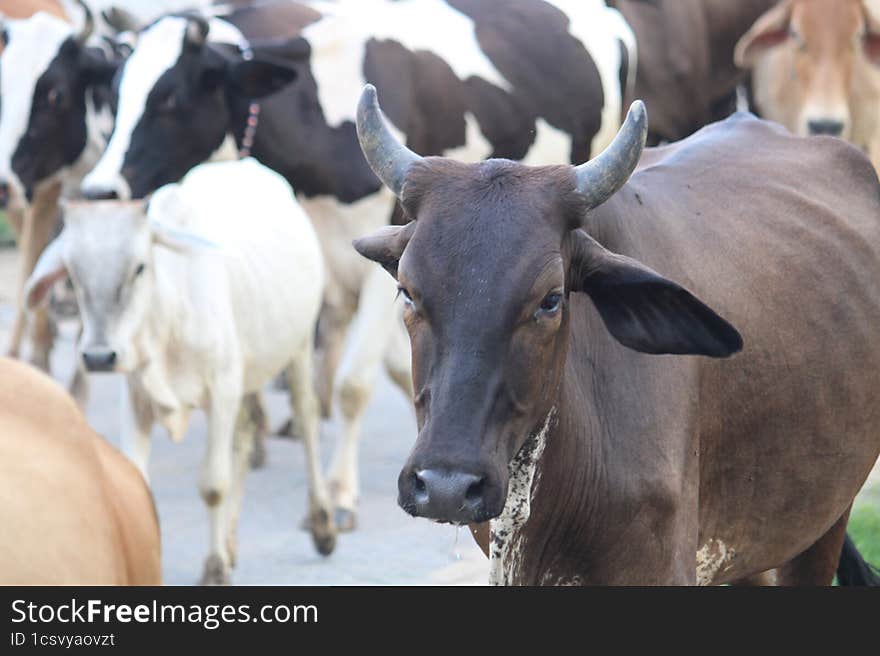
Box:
696;539;736;586
0;13;72;196
488;407;556;586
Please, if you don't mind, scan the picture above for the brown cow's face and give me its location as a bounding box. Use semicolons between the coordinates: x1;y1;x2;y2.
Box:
389;160;580;524
354;88;743;526
737;0;880;142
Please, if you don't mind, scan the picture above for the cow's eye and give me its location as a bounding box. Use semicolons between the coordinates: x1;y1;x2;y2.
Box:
537;291;563;316
47;88;62;106
158;93;178;113
133;262;146;279
397;285;415;308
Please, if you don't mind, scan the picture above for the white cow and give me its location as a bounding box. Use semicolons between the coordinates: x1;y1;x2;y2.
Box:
25;158;335;584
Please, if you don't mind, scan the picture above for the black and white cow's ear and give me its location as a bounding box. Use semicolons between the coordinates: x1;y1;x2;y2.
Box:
568;230;743;358
80;46;120;85
228;58;299;99
353;222;416;279
24;236;68;311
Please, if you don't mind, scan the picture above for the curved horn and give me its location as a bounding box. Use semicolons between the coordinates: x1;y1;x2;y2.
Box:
73;0;94;46
575;100;648;210
356;84;423;198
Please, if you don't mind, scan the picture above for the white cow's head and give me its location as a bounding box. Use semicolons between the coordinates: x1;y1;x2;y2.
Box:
24;192;216;372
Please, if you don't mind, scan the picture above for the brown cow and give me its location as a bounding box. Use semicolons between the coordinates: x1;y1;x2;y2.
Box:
609;0;779;144
0;357;161;584
735;0;880;170
353;85;880;585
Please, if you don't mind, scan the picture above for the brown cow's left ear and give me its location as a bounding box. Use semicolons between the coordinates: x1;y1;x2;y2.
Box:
735;1;793;69
569;231;743;358
352;222;416;279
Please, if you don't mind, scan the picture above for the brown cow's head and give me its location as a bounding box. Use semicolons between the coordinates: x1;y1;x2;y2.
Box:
353;86;742;525
736;0;880;140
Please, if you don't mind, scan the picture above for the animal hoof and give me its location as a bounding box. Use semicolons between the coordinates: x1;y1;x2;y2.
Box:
334;508;357;532
309;507;337;557
273;418;301;440
249;437;267;469
199;554;230;585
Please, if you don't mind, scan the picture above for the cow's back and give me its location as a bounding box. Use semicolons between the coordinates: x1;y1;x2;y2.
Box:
589;114;880;581
0;358;161;584
150;159;324;392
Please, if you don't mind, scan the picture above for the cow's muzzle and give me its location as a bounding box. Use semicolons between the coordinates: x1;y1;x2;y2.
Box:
398;465;504;524
82;348;117;372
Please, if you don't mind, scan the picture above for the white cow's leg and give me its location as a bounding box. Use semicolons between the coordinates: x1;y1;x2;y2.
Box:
242;392;268;469
327;266;400;531
122;378;154;482
200;380;241;585
288;339;336;556
225;401;257;569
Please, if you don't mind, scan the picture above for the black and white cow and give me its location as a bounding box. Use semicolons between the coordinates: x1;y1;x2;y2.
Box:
80;0;635;530
0;0;202;372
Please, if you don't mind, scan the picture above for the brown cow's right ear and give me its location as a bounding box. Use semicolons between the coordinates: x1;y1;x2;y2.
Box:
735;1;793;69
24;236;68;311
352;222;416;279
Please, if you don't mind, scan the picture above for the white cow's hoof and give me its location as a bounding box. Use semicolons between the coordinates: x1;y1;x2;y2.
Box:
199;554;230;585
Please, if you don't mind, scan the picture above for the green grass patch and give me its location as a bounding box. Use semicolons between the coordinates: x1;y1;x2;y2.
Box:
849;502;880;566
0;210;15;246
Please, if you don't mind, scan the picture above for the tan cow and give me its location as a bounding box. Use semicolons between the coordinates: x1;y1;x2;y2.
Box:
736;0;880;169
0;357;161;585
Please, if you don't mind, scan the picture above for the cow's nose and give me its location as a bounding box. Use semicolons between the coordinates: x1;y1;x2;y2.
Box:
402;469;489;523
82;188;119;201
808;119;845;137
82;349;117;372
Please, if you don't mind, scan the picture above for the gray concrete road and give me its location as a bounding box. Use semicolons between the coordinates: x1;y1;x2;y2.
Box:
0;248;486;585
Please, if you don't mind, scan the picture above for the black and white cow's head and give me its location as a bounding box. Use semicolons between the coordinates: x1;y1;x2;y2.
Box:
82;13;300;200
0;8;117;205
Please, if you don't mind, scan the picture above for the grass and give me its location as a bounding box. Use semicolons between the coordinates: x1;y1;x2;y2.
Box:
849;501;880;567
0;210;15;247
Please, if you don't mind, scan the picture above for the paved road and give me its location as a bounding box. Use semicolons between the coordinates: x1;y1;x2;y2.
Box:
0;249;486;586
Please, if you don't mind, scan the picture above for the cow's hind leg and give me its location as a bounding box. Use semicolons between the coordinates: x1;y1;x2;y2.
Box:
774;506;852;586
243;392;268;469
288;339;336;556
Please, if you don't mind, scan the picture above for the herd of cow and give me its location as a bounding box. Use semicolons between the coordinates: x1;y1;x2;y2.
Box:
0;0;878;586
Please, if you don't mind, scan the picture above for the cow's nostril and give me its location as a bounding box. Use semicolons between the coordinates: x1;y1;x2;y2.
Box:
82;349;118;372
82;188;119;201
807;119;844;137
465;476;486;505
413;471;428;502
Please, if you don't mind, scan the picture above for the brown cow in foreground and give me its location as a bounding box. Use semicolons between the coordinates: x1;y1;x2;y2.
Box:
353;85;880;585
736;0;880;169
0;357;160;584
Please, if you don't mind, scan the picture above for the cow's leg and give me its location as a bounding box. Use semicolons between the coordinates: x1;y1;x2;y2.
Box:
314;300;350;419
383;311;413;400
225;401;257;569
774;506;852;586
8;183;60;369
326;266;400;531
288;339;336;556
243;392;268;469
199;379;241;585
122;379;154;481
